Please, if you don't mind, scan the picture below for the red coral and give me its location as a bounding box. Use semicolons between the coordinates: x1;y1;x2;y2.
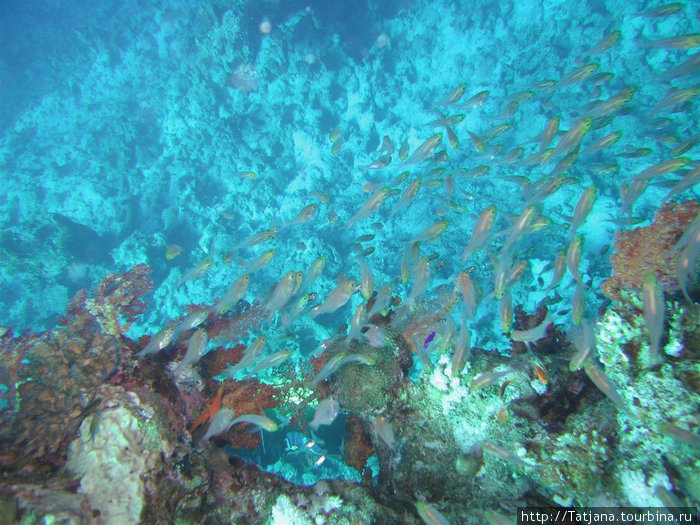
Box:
343;414;374;476
210;380;282;450
186;300;267;378
602;200;699;300
200;343;246;379
165;300;267;356
310;348;328;377
59;264;153;336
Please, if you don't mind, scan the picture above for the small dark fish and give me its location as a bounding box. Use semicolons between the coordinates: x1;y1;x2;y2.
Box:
537;291;563;308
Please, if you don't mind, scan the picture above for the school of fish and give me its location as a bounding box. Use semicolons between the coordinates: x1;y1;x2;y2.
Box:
135;4;699;522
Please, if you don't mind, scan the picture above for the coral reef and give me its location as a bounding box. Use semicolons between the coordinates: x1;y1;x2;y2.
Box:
1;0;699;523
0;266;156;472
0;263;396;524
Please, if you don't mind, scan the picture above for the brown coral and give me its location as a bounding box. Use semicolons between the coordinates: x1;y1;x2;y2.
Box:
0;326;121;472
602;200;699;300
343;414;375;476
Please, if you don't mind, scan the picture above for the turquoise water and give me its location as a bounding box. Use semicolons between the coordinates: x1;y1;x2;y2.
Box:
1;1;698;523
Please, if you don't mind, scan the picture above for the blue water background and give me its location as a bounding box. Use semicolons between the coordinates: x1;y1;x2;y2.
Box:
4;0;696;339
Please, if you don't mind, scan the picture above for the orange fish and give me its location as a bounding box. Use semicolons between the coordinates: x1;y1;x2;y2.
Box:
460;89;490;110
499;379;513;398
467;130;486;152
190;383;225;432
533;364;548;385
556;63;599;88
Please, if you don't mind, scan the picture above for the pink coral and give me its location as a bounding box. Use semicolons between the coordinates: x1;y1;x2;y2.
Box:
60;264;153;336
603;200;699;300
